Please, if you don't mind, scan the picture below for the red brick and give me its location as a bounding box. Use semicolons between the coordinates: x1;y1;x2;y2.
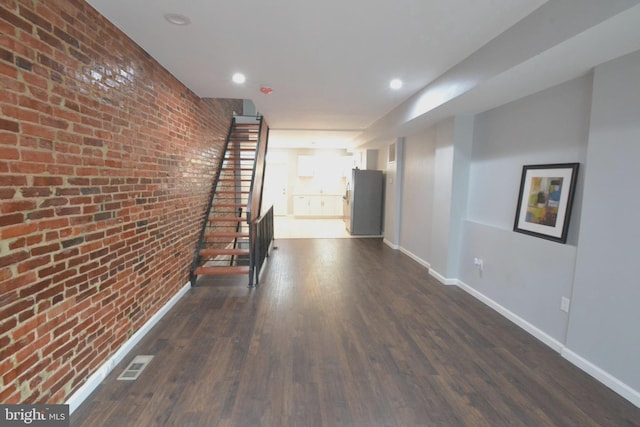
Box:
20;123;55;139
0;298;33;319
0;175;27;186
0;117;19;132
1;200;36;214
18;95;52;114
0;212;23;226
0;61;18;78
30;242;59;256
33;176;63;186
1;222;39;239
10;162;46;174
2;105;39;123
37;263;65;279
26;208;54;220
0;317;18;336
0;0;241;404
0;188;16;199
0;250;29;268
17;255;51;275
37;218;69;230
0;132;18;145
0;146;19;161
20;149;54;163
36;27;63;50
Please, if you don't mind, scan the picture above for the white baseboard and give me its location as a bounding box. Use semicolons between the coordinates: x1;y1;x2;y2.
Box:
398;246;430;270
428;268;458;286
383;239;399;250
455;279;639;408
66;281;191;414
561;348;640;408
456;280;564;353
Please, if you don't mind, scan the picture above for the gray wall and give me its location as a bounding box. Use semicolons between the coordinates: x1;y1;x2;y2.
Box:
360;3;640;408
387;58;640;402
459;74;591;343
430;119;455;275
383;140;400;246
400;130;435;262
567;50;640;393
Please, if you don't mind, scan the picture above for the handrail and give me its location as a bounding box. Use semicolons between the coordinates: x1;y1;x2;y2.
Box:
246;116;269;223
253;204;274;286
189;117;236;285
244;115;269;287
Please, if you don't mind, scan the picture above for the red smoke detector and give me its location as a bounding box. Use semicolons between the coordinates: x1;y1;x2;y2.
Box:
260;87;273;95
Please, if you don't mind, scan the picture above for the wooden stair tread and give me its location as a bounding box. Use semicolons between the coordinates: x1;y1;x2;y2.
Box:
209;217;244;223
214;203;245;208
199;248;250;257
205;232;249;239
194;266;250;276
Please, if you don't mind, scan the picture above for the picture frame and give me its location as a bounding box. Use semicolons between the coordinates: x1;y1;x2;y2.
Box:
513;163;579;243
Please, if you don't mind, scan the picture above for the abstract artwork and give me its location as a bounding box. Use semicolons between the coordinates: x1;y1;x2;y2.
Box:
513;163;579;243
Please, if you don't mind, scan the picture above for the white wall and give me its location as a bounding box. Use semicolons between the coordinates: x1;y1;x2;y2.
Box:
266;148;350;215
566;50;640;397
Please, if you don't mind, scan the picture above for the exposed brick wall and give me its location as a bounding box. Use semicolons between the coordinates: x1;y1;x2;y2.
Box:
0;0;242;403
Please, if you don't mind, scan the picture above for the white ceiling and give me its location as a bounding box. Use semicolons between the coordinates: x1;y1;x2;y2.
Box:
85;0;548;148
85;1;640;150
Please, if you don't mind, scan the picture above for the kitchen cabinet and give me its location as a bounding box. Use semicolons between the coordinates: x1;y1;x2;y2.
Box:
293;195;343;217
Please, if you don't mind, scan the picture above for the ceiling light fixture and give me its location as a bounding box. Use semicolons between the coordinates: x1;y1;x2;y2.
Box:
164;13;191;26
232;73;246;84
390;78;403;90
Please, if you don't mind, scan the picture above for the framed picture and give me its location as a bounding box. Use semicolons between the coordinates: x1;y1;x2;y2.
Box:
513;163;579;243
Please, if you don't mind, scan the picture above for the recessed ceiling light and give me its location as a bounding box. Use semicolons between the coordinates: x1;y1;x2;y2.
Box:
164;13;191;26
390;79;403;90
232;73;246;84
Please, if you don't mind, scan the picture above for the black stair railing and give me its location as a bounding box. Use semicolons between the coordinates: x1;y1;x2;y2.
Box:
190;114;274;287
253;205;274;287
246;116;271;286
189;117;236;285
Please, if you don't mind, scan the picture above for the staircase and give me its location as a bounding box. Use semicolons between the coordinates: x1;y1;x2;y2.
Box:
190;115;273;287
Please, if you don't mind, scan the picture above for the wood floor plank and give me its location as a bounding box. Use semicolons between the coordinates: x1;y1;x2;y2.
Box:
71;238;640;426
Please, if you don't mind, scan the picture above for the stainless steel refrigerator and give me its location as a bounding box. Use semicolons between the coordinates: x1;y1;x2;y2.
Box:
343;169;383;235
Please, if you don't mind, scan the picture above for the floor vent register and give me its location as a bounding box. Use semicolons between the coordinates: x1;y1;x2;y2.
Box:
117;355;154;381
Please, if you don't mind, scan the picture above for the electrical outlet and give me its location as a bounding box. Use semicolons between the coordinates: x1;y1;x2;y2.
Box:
560;297;570;313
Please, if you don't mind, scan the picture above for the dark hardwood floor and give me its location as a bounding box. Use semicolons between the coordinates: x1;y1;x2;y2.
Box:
72;238;640;426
